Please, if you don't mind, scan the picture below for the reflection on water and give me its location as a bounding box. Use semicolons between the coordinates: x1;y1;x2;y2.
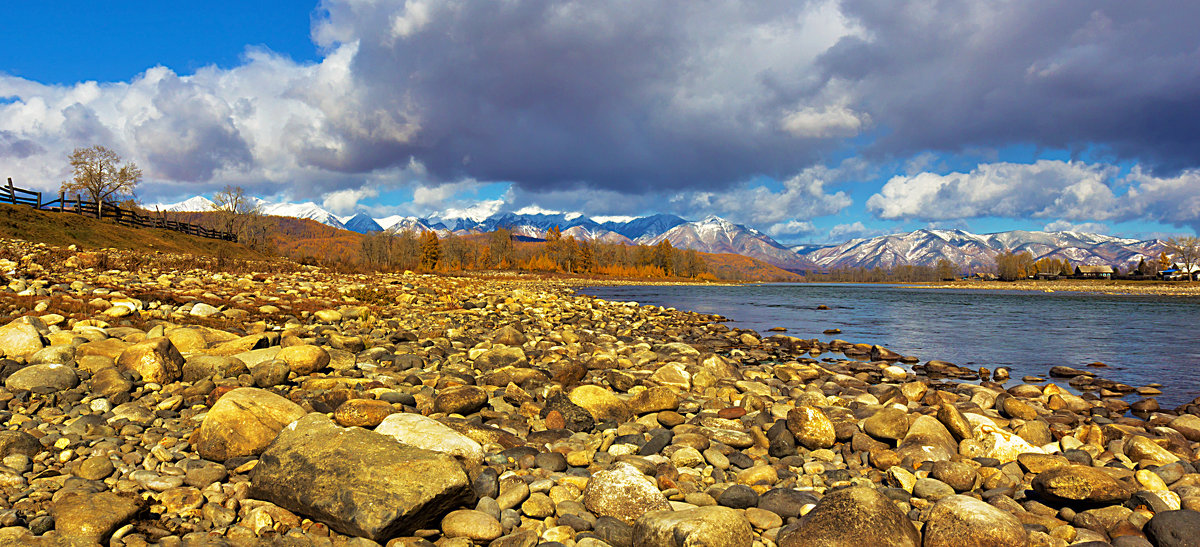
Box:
579;283;1200;407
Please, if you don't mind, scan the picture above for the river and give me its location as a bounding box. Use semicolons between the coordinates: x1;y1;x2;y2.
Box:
578;283;1200;407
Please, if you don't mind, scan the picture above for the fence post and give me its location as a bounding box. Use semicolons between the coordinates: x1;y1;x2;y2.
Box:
59;192;65;213
6;178;13;205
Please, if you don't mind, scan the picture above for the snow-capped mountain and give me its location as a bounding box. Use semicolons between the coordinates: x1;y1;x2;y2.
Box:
642;216;817;270
384;217;451;237
562;225;633;245
341;212;383;233
602;214;687;240
156;196;215;212
801;228;1164;271
257;202;347;231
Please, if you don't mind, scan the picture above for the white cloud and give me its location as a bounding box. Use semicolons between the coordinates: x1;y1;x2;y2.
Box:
827;221;889;242
322;186;379;215
675;162;858;227
442;199;505;222
781;105;870;138
1043;220;1109;234
867;160;1120;221
513;205;564;216
592;215;637;224
767;220;816;236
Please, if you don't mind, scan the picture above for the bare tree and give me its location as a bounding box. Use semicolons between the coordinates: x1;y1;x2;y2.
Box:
211;185;260;234
62;145;142;218
1166;236;1200;281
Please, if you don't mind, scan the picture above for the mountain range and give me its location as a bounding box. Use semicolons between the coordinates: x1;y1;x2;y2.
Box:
157;197;1165;272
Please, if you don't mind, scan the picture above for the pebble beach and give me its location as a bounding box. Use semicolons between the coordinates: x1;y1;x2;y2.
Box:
0;238;1198;546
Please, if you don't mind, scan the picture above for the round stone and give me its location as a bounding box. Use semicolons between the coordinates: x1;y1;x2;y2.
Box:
441;510;502;542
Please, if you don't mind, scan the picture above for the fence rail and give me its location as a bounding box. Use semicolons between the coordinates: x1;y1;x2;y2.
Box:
1;178;236;242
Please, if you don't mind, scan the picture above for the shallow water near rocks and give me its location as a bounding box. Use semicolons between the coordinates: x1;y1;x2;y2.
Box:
581;283;1200;407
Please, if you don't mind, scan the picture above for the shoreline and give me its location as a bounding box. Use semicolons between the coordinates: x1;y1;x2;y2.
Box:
909;279;1200;296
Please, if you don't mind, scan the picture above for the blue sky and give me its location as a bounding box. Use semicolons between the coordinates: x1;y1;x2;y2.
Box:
1;1;1197;244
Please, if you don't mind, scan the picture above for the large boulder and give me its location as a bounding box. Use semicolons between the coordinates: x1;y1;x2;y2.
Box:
1144;510;1200;547
374;413;485;468
786;405;836;450
195;387;306;461
777;486;920;547
570;385;631;423
4;363;78;391
1032;465;1135;504
249;413;472;541
50;491;143;545
116;337;184;384
583;462;671;524
181;355;249;382
633;506;753;547
0;430;42;458
863;408;910;442
435;385;489;416
0;316;45;360
896;414;957;463
922;494;1028;547
277;345;330;375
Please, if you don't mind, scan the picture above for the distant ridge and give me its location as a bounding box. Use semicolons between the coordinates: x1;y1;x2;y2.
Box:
798;228;1164;271
155;195;1168;271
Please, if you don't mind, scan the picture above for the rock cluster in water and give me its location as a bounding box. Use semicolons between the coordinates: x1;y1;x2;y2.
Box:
0;238;1198;546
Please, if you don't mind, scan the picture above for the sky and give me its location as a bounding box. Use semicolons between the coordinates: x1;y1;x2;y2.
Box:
2;0;1198;244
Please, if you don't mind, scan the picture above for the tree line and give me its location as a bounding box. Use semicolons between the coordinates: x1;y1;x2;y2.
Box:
360;227;713;279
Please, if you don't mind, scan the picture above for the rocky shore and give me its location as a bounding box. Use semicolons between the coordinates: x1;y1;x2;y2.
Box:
0;238;1198;546
918;280;1200;297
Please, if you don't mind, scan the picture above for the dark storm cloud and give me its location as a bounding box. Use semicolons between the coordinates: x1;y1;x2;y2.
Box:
822;0;1200;171
310;0;855;192
131;69;253;182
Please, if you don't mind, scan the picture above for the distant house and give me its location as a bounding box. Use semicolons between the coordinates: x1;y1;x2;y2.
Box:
1161;263;1200;281
1075;265;1114;279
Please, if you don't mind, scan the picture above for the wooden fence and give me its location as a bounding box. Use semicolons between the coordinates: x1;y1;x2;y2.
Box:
1;178;237;242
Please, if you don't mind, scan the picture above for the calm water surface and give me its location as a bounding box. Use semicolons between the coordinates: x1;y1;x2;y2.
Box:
579;283;1200;407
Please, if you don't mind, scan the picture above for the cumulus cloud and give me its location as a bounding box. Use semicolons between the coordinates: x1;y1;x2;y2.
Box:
867;160;1120;221
676;163;856;227
322;186;379;215
868;160;1200;232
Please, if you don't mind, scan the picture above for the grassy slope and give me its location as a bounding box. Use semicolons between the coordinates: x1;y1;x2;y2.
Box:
703;253;803;282
0;204;265;260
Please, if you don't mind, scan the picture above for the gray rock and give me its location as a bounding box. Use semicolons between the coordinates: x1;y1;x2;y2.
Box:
249;413;472;541
1144;509;1200;547
633;506;753;547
